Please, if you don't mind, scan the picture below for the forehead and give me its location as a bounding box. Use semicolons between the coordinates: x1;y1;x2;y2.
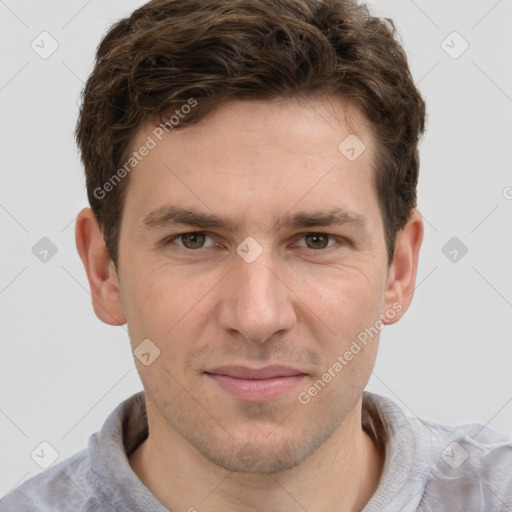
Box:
121;96;379;230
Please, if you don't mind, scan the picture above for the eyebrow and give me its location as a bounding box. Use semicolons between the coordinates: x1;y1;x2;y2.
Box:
141;205;367;233
142;206;238;232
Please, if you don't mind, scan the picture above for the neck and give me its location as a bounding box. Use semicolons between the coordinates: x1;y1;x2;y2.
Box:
129;398;384;512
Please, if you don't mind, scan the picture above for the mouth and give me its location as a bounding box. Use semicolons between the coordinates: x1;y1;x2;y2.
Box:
204;365;307;402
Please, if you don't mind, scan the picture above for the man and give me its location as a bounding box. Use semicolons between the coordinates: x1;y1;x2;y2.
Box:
1;0;511;510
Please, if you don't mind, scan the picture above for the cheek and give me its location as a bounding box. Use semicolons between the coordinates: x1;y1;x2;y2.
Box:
292;267;385;392
295;264;385;337
121;266;214;394
121;261;218;345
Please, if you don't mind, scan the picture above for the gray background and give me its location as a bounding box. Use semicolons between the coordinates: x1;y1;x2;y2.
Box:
1;0;511;497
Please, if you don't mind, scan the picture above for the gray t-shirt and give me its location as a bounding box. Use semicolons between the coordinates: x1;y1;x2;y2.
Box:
1;391;511;511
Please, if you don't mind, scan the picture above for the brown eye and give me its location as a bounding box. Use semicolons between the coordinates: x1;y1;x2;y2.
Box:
303;233;332;249
177;232;209;249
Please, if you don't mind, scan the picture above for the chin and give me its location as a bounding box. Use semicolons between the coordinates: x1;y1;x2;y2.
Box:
195;437;312;474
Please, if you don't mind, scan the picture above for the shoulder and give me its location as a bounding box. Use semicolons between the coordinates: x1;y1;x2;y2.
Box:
362;392;512;510
419;417;512;471
415;419;512;509
0;392;147;512
0;449;107;512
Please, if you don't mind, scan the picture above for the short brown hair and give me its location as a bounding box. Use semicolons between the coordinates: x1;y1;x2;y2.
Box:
76;0;426;268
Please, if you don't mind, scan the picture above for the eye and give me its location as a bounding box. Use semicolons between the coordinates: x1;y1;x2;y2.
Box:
167;232;215;250
296;233;338;250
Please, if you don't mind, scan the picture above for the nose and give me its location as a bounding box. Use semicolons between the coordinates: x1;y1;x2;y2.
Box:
216;249;297;343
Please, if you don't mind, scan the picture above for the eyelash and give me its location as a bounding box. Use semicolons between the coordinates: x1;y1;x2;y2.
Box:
164;231;344;252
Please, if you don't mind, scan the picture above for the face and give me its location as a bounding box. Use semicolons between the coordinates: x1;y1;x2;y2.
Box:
113;96;402;473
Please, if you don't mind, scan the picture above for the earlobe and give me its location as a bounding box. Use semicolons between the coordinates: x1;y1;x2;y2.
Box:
382;209;424;325
75;207;126;326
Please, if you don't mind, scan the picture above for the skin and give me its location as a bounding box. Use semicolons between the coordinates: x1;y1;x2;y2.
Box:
76;96;423;511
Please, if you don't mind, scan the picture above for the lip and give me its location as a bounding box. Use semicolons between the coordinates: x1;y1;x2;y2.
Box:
205;365;307;402
207;365;305;379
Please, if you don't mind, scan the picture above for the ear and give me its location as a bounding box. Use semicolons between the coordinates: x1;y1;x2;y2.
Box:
75;207;126;326
382;209;423;325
